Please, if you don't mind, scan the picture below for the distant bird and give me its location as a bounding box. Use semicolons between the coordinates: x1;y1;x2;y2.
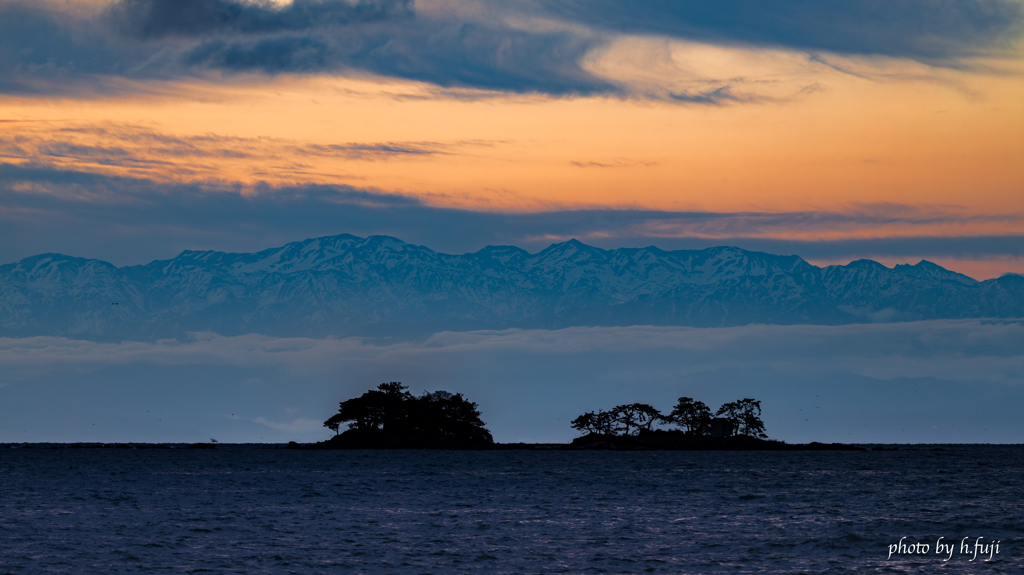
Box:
111;302;118;306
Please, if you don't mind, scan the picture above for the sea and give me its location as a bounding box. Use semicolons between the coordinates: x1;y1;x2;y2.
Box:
1;445;1021;574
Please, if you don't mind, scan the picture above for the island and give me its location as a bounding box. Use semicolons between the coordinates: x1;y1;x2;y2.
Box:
289;383;863;451
300;382;494;449
564;397;860;450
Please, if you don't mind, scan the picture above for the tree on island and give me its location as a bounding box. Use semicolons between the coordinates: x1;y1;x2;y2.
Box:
665;397;712;436
571;396;768;441
413;390;494;444
619;403;662;435
324;381;411;436
571;403;662;437
570;410;619;436
323;382;493;446
715;398;768;439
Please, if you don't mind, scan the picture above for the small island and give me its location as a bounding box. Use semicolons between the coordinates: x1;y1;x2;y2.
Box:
303;382;494;449
293;383;862;450
570;397;772;449
562;397;853;450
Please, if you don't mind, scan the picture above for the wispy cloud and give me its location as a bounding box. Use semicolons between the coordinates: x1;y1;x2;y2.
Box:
0;123;495;183
667;85;760;105
568;159;656;169
3;321;1022;380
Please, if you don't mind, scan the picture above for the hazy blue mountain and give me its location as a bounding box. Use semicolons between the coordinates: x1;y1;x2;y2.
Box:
1;234;1021;341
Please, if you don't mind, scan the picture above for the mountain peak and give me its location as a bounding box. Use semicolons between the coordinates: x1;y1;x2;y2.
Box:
895;260;977;285
2;233;1019;341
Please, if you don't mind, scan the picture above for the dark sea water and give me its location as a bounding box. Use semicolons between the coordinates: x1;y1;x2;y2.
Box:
1;445;1022;574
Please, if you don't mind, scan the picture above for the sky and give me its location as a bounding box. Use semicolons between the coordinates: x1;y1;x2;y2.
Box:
1;0;1022;278
1;0;1023;443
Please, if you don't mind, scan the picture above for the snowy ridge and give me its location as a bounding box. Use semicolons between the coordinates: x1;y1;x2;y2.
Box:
1;234;1022;341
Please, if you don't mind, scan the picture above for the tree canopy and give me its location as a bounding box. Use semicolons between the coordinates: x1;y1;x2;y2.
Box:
570;403;661;437
666;397;712;436
715;398;768;439
323;382;493;446
571;396;767;439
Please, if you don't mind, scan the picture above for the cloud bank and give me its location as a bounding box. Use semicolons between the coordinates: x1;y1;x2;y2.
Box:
1;0;611;96
537;0;1024;61
1;0;1021;96
1;321;1023;444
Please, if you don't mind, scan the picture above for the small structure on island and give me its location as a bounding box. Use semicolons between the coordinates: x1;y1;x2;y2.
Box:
709;417;735;438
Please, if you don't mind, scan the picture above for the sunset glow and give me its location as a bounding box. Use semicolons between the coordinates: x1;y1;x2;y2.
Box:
2;0;1022;277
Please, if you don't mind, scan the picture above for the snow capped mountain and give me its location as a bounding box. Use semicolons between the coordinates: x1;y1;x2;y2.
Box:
1;234;1021;341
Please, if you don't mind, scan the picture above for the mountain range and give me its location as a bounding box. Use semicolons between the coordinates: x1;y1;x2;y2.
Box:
1;233;1022;341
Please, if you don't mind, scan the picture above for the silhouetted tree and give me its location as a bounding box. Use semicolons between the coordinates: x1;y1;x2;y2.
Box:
572;396;769;442
323;381;412;436
572;404;662;437
613;403;662;436
571;410;621;436
570;411;597;435
410;390;493;444
323;382;492;445
716;398;767;438
666;397;712;436
325;418;341;436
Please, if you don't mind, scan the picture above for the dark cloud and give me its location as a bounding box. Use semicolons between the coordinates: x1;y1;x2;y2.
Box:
108;0;413;39
536;0;1024;61
0;3;138;95
1;164;1021;269
0;0;613;96
176;21;611;93
182;35;333;73
3;0;1020;97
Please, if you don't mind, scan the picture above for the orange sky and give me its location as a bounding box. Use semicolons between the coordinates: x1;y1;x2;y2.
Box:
2;19;1023;277
3;52;1021;210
